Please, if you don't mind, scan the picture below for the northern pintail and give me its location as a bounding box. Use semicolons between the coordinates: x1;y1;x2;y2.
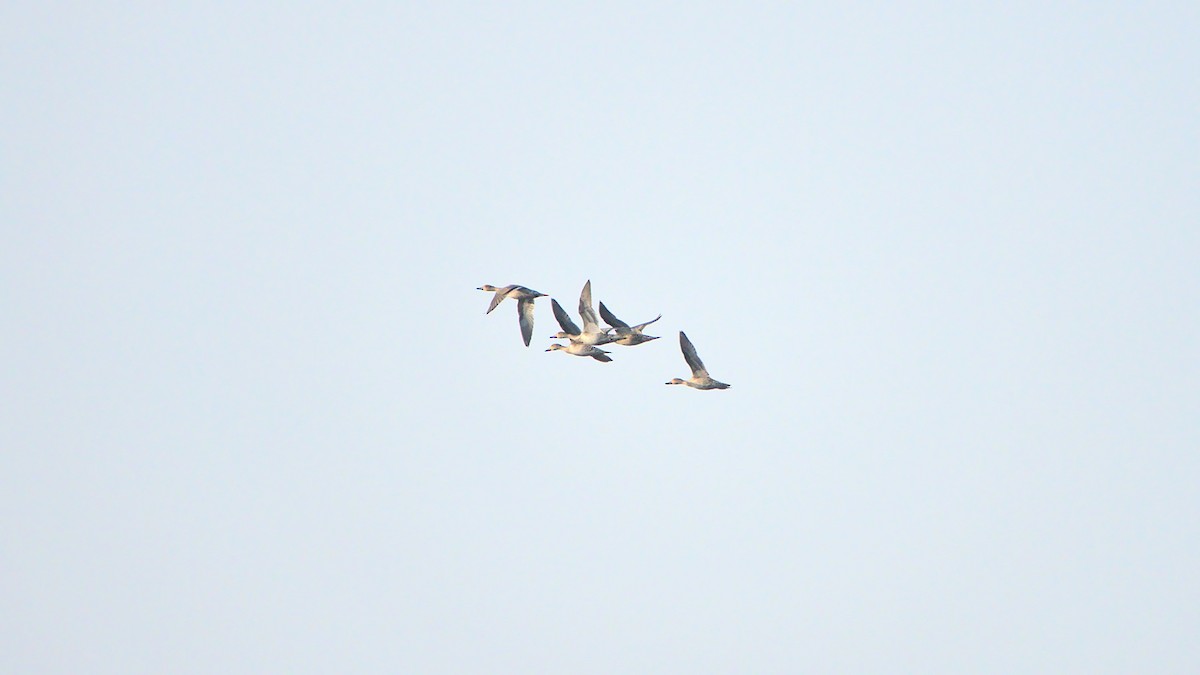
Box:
477;284;547;347
549;280;616;346
667;331;730;389
546;342;613;362
598;301;661;346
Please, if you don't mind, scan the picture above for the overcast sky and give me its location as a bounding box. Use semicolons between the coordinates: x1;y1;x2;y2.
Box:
3;2;1198;672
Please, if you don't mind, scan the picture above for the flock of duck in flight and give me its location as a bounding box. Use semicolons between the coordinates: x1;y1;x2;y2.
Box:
476;281;731;390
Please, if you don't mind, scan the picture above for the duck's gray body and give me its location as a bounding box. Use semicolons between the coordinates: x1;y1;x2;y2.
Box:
546;341;613;362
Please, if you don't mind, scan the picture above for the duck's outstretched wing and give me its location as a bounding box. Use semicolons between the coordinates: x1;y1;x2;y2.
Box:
679;331;709;377
633;314;662;332
486;285;512;314
598;301;631;332
579;280;603;334
518;298;537;346
551;299;581;335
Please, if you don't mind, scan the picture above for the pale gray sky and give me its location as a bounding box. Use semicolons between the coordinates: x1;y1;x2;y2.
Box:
3;2;1198;673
